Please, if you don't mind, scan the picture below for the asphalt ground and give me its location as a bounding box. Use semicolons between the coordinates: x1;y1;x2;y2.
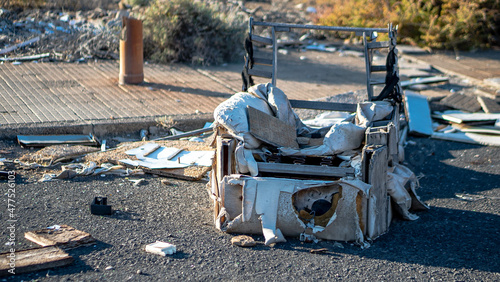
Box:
0;135;498;281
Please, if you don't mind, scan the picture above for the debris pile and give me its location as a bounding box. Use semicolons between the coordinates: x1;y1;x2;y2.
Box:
210;83;429;246
0;8;122;62
403;88;500;147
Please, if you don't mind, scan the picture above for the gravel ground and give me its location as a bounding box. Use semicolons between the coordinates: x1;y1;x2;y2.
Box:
1;136;499;281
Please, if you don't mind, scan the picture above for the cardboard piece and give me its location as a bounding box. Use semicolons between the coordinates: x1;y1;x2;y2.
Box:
24;225;95;249
248;106;299;149
218;175;371;245
0;246;73;277
404;91;434;136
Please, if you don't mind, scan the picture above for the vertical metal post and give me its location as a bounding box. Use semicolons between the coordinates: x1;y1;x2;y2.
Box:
272;27;277;86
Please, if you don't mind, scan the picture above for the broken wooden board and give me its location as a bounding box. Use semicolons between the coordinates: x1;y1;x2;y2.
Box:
477;96;500;113
404;91;434;136
361;145;389;239
143;166;211;181
24;225;95;249
451;124;500;135
439;93;482;112
432;131;500;146
0;246;73;277
247;106;299;149
433;112;500;124
400;76;449;88
17;134;98;147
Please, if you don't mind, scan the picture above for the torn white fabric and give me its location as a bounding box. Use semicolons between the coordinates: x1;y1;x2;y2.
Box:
219;175;371;245
234;143;258;176
247;83;312;136
280;122;365;156
386;165;419;221
213;92;272;149
356;101;393;127
393;164;429;211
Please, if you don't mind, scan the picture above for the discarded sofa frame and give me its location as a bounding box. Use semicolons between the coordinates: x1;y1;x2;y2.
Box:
211;20;416;245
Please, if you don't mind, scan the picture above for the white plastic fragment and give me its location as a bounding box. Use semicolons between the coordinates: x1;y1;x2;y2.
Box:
145;241;176;256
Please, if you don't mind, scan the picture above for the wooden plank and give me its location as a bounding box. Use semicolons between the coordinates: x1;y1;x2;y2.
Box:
477;96;500;113
400;76;449;88
434;112;500;124
366;126;388;147
257;162;353;177
143;166;210;181
289;100;357;112
0;246;73;276
431;131;500;146
439;93;482;112
25;225;95;249
452;124;500;135
362;145;388;239
247;106;299;148
248;69;273;79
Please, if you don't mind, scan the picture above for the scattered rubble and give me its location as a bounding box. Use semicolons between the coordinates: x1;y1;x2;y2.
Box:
231;235;257;247
0;8;123;62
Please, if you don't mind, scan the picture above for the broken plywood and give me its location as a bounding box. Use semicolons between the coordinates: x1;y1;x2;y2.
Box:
477;96;500;113
143;166;211;181
247;106;299;149
432;131;500;146
362;145;389;239
24;225;95;249
0;246;73;277
434;112;500;124
17;134;98;147
439;93;482;112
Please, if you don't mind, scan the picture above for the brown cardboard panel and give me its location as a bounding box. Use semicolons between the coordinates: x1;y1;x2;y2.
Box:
247;106;299;149
24;225;95;249
0;246;73;276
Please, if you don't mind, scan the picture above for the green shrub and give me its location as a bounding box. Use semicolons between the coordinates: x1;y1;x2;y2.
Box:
314;0;500;50
143;0;246;65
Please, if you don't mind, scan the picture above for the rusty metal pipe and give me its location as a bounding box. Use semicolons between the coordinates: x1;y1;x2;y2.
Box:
119;16;143;85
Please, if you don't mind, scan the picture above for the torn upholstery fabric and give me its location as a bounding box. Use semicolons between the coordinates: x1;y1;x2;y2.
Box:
218;175;371;245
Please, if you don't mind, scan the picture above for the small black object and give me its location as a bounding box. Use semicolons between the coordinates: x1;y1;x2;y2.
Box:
311;199;332;217
90;197;112;215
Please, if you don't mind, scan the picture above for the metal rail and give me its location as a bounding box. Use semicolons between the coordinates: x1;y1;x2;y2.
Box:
252;20;389;34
